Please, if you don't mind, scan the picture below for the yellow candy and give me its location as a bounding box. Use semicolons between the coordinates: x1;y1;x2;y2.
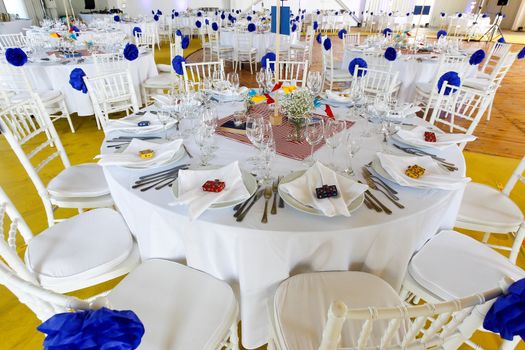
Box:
251;95;267;103
139;149;155;159
282;85;297;94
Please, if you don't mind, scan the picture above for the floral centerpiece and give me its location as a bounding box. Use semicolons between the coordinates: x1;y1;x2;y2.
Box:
280;88;315;142
393;30;411;49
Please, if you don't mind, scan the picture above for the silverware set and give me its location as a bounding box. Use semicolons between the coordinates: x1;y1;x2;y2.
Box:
233;177;283;223
106;136;161;150
362;167;404;209
132;164;189;192
393;144;458;171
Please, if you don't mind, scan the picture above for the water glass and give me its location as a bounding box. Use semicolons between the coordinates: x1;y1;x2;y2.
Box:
344;132;361;176
304;118;324;166
323;119;346;169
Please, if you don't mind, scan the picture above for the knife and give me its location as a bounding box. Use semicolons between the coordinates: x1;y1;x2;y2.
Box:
236;190;265;222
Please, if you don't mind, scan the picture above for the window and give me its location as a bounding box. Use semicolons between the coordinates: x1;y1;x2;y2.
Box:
5;0;29;19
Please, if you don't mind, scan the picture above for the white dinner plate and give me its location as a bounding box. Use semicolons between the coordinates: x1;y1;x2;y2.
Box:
115;140;186;170
370;158;397;183
172;167;258;209
391;127;444;151
278;170;364;216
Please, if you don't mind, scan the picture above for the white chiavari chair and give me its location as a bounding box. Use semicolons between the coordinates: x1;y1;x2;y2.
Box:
267;33;291;61
0;33;27;50
209;30;234;66
182;60;225;92
92;52;126;75
0;62;75;133
355;66;399;98
290;27;314;63
265;60;308;86
455;156;525;264
269;270;510;350
200;27;212;61
0;258;240;350
0;98;114;227
342;32;360;51
478;42;512;79
429;83;491;149
0;186;139;293
321;47;351;91
83;70;140;130
402;230;524;350
135;23;156;54
414;54;468;118
234;31;257;73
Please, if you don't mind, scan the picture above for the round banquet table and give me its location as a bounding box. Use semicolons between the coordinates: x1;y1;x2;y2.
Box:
24;52;157;116
220;30;290;60
341;49;476;103
100;101;467;348
0;19;32;34
79;13;115;25
25;29;127;46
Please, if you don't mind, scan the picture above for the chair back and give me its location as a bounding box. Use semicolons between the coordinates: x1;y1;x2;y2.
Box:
481;42;511;75
0;33;27;50
182;60;225;92
343;32;360;50
355;66;399;97
486;51;517;88
266;60;309;86
0;98;71;220
0;63;33;105
92;53;126;76
318;283;509;350
83;70;140;129
235;31;253;52
135;24;156;53
503;156;525;196
170;36;183;61
429;54;468;93
429;84;491;148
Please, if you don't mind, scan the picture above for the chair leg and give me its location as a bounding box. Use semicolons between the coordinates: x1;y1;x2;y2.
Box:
509;225;525;264
59;99;75;133
43;199;55;227
487;96;494;121
482;232;491;243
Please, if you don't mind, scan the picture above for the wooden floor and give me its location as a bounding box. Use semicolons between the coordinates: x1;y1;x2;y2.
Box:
179;31;525;159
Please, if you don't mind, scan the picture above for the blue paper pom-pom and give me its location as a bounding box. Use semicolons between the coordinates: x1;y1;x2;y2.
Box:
382;27;392;36
221;13;225;20
261;52;276;71
197;11;202;17
181;35;190;49
247;16;252;21
176;29;182;37
5;48;28;67
113;15;120;22
157;10;162;15
317;10;321;15
323;37;332;51
71;25;80;32
196;20;202;28
469;49;486;65
212;22;219;31
518;47;525;60
153;14;159;21
498;37;506;43
338;29;347;40
205;19;209;25
292;23;297;32
313;21;319;30
123;43;139;61
440;12;446;17
68;68;87;94
172;55;186;75
132;26;142;37
384;47;397;61
38;308;144;350
248;23;256;32
437;30;447;39
437;71;461;96
458;13;463;17
348;58;368;77
174;11;179;17
316;33;322;44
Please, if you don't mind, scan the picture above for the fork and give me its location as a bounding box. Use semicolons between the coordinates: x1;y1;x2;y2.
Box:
261;187;272;223
271;178;280;215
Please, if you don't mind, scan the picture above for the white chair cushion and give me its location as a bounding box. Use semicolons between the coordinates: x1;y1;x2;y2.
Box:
457;182;523;230
47;163;110;198
475;71;491;80
291;42;306;49
415;82;432;94
107;259;237;350
274;271;404;350
11;90;62;104
463;78;491;91
25;208;134;284
143;73;180;87
408;230;525;300
156;64;172;73
327;68;351;80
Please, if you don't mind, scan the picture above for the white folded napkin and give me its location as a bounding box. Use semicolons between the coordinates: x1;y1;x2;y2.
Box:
96;138;183;168
396;126;476;150
388;105;421;119
377;153;470;190
170;161;250;220
325;90;352;104
279;162;368;217
105;112;175;134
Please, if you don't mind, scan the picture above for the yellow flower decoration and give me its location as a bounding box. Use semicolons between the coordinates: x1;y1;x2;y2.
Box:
282;85;297;94
251;95;267;103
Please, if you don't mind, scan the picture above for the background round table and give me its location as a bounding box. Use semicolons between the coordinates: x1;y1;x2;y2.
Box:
101;102;466;348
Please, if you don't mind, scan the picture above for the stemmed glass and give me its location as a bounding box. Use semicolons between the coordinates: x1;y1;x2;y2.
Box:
323;119;346;170
306;71;323;97
156;107;171;140
258;125;275;184
194;128;212;166
227;72;240;90
246;114;264;163
344;132;361;176
304;118;324;166
256;70;265;92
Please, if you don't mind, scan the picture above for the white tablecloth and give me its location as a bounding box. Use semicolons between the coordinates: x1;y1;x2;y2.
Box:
24;53;157;116
79;13;115;25
101;102;466;348
0;19;32;34
25;29;128;46
220;30;291;60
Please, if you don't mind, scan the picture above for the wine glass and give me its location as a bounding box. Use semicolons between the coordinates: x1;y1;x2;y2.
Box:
323;119;346;169
258;132;275;184
156;107;171;140
304;118;324;166
256;69;265;92
194;128;211;166
344;132;361;176
227;72;240;90
306;71;323;97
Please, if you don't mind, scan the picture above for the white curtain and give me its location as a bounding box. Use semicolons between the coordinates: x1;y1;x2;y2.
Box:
365;0;416;14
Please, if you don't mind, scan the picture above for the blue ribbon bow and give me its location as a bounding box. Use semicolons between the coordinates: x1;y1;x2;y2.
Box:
69;68;87;94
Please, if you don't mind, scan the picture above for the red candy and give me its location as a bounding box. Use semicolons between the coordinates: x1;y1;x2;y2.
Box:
424;131;437;143
202;179;225;193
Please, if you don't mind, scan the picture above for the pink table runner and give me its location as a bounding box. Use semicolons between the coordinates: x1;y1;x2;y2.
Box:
216;104;353;161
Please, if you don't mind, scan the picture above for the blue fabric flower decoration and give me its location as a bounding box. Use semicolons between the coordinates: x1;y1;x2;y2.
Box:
317;10;321;15
153;14;159;21
196;20;202;28
261;17;266;21
151;10;155;15
181;35;190;49
458;13;463;18
132;26;142;37
295;15;299;21
221;13;226;20
469;49;486;65
383;28;392;36
248;23;256;32
482;13;489;18
348;58;367;77
247;16;252;21
484;278;525;341
437;29;447;39
338;29;347;40
157;10;162;15
406;12;410;16
313;21;319;30
176;29;182;37
498;37;506;43
261;52;276;71
123;43;139;61
437;71;461;96
38;308;144;350
385;47;397;61
301;15;304;20
440;12;446;17
174;11;179;17
388;12;392;16
113;15;120;22
323;37;332;51
172;55;186;75
68;68;87;94
212;22;219;31
205;18;209;25
71;25;79;32
518;47;525;60
197;11;202;17
316;33;322;44
5;48;27;67
292;23;297;32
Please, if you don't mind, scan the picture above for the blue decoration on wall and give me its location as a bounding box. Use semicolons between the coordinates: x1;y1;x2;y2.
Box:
271;6;291;35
